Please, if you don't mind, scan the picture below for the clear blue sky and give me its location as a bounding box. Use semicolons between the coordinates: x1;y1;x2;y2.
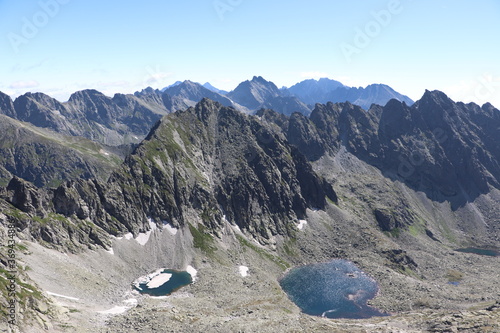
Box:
1;0;499;107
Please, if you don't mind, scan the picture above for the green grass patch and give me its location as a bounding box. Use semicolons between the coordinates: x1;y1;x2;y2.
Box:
33;213;71;226
189;223;216;255
384;227;401;238
408;216;427;237
6;208;28;220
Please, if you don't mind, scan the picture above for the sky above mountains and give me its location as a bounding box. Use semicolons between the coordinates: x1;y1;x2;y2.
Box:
1;0;499;107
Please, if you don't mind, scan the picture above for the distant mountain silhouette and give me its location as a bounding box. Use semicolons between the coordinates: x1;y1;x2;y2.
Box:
227;76;311;115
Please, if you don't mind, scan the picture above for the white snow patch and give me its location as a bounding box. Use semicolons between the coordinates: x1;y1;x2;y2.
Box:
164;223;178;235
186;265;197;281
124;233;133;240
135;219;158;246
135;231;151;246
239;266;249;277
147;273;173;289
297;220;308;230
105;247;114;255
46;291;79;301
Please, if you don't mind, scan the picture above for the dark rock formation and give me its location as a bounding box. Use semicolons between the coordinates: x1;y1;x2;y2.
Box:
262;91;499;208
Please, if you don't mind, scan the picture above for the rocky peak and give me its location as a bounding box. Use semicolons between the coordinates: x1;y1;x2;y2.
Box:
228;77;311;115
163;81;237;110
415;90;455;116
192;98;222;124
67;89;120;123
378;98;413;137
228;76;282;110
101;99;337;241
287;78;345;105
0;91;16;118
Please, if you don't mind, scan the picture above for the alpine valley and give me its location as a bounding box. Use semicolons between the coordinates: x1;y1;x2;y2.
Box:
0;77;498;333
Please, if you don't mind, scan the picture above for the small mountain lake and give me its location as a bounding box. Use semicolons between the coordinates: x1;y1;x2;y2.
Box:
279;260;389;319
133;269;193;296
455;248;500;257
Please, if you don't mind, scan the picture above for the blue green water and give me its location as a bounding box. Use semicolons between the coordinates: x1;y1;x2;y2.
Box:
455;248;499;257
279;260;389;319
134;269;192;296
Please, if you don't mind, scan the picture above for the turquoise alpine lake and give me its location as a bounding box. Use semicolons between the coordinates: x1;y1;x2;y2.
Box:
134;269;193;296
455;248;500;257
279;260;389;319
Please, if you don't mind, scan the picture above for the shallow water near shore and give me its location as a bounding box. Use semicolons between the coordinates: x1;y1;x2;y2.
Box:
279;259;389;319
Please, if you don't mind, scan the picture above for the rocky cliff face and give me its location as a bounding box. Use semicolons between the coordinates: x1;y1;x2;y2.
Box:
101;98;335;241
0;99;336;250
261;91;500;209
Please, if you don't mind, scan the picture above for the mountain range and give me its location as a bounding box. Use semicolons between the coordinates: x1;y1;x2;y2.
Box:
0;78;498;332
0;76;413;146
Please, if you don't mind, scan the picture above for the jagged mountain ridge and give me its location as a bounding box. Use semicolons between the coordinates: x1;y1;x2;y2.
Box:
3;90;498;250
0;114;123;188
0;93;499;332
0;77;415;148
1;99;336;251
285;79;414;109
1;90;168;146
259;90;500;209
324;84;414;110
